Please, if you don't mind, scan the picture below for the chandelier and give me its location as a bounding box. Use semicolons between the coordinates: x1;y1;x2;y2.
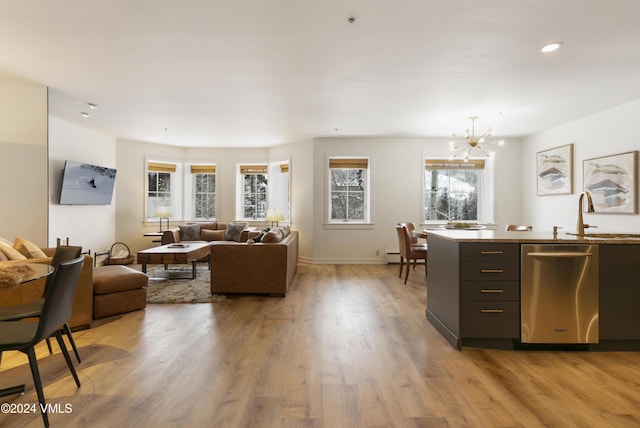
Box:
448;116;504;160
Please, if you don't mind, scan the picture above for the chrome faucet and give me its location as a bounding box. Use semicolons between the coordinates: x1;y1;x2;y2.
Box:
576;191;596;235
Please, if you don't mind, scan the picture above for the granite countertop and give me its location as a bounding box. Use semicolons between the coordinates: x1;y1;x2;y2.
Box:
424;229;640;244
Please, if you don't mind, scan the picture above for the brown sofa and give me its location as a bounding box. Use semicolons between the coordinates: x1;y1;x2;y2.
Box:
0;248;93;330
210;227;298;296
161;221;258;245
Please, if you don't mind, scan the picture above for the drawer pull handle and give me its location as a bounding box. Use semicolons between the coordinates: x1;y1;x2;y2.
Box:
480;269;503;273
480;309;504;313
480;289;504;293
480;251;504;255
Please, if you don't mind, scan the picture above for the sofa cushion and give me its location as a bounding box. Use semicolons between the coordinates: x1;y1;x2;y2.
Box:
0;251;8;262
179;224;201;241
201;229;225;241
14;237;48;259
0;237;12;246
224;222;248;242
0;242;27;260
93;265;148;294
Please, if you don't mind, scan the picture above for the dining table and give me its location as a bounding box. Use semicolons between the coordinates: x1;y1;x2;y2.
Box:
0;262;54;398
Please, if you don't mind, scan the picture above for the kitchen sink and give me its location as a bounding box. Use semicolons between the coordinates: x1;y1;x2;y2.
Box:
567;232;640;239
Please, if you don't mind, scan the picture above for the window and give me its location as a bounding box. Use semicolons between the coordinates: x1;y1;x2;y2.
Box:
147;161;176;219
239;165;268;220
268;161;290;221
424;159;483;222
191;165;216;219
329;157;369;223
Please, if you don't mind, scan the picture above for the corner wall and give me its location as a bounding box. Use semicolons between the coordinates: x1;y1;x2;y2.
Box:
48;116;117;253
0;70;48;245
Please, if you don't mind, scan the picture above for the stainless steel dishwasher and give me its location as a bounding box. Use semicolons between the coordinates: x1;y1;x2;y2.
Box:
521;244;599;344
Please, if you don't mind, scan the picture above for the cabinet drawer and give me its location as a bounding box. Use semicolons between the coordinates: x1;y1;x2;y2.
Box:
460;301;520;338
460;243;520;261
461;281;520;301
460;261;520;281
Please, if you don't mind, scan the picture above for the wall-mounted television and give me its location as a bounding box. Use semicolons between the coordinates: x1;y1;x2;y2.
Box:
59;160;117;205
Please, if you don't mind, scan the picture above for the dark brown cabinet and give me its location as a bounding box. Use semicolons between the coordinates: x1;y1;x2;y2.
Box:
426;231;640;351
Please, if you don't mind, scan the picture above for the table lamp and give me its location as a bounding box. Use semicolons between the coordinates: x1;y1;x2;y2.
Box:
265;210;285;228
154;206;172;232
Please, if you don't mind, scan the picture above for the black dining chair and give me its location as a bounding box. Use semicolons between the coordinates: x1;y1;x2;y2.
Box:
0;246;83;364
0;256;84;427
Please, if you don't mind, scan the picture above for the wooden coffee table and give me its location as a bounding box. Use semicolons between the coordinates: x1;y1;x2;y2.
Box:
137;242;211;279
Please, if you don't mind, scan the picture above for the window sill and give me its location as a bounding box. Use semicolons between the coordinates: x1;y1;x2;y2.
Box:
324;222;375;230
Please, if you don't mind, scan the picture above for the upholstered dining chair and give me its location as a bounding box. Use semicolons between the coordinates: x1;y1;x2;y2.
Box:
0;256;84;427
400;222;421;246
0;246;83;363
505;224;533;231
395;224;428;284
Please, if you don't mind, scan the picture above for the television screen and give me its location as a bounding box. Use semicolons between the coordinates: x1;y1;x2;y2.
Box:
59;160;117;205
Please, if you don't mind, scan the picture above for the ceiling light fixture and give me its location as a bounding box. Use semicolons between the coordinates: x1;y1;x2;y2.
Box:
448;116;504;161
87;102;99;109
541;42;563;53
80;112;91;118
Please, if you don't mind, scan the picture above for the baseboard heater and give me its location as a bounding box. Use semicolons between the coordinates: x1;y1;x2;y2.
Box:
386;251;425;264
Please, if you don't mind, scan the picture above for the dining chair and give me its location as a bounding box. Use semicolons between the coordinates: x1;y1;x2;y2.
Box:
0;246;83;364
505;224;533;231
395;224;428;284
0;256;84;427
400;222;421;246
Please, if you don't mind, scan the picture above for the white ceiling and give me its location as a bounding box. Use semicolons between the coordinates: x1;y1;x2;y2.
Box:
2;1;640;148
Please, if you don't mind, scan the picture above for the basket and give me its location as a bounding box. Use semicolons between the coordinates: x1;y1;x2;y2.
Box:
106;242;135;265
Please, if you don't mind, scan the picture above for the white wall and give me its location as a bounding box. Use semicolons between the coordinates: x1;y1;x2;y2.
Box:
0;70;48;245
310;136;523;263
48;116;117;254
522;99;640;233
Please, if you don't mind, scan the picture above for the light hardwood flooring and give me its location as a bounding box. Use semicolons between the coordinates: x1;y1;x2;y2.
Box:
1;263;639;427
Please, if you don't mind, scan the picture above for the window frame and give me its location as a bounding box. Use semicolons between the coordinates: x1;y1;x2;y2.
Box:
327;157;371;224
423;159;484;224
190;164;217;220
236;164;269;221
146;160;181;222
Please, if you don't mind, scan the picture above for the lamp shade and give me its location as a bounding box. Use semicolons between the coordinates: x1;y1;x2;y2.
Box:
154;206;172;218
265;210;285;222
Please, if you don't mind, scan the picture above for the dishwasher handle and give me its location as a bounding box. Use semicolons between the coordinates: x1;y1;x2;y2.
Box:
526;252;593;258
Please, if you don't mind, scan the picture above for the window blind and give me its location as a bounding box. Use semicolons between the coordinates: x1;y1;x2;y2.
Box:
190;165;216;174
329;158;369;169
424;159;485;169
148;162;177;173
240;165;268;174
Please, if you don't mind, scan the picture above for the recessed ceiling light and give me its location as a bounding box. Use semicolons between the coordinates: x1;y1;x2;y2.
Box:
80;112;90;118
87;103;99;109
541;42;563;53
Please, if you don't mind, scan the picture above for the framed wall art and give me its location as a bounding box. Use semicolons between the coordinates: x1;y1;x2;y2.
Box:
583;151;637;214
537;143;573;195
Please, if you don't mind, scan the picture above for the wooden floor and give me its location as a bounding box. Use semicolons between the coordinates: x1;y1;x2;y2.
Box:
1;263;639;427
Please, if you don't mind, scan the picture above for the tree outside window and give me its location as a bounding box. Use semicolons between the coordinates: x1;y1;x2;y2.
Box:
329;158;369;223
424;160;482;222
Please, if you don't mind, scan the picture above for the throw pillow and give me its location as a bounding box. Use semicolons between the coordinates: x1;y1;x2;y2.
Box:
261;228;284;243
201;229;225;241
0;250;8;262
179;224;201;241
253;228;270;243
0;242;27;260
224;222;248;242
0;237;12;246
14;237;48;259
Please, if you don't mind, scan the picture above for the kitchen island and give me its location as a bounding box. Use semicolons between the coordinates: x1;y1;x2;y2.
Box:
425;229;640;351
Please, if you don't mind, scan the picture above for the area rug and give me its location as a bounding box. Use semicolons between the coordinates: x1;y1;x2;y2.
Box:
145;265;226;304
